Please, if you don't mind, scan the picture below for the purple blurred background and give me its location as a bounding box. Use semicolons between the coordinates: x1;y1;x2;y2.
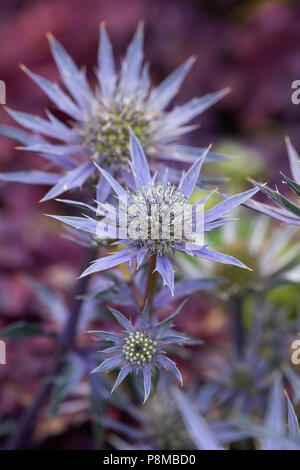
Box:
0;0;300;448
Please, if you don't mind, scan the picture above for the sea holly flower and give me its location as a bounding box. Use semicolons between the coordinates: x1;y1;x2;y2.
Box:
0;24;230;202
89;302;189;403
50;132;258;293
247;137;300;226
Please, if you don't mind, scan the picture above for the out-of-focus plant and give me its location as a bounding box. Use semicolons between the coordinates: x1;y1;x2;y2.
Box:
211;141;267;193
105;379;245;450
174;377;300;450
248;138;300;226
178;214;300;297
196;300;300;416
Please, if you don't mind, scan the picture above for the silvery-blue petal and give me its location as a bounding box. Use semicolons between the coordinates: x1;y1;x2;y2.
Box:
94;162;127;198
136;247;147;269
245;199;300;226
147;57;196;112
159;144;231;163
262;377;285;450
98;24;116;101
41;160;94;201
96;173;111;202
55;198;97;213
22;66;82;120
204;187;259;224
192;246;250;270
0;171;61;185
165;88;230;128
138;63;150;100
284;366;300;402
180;146;210;198
129;130;151;187
19;142;80;156
204;218;236;231
157;355;182;385
143;364;152;403
5;107;77;142
155;255;175;294
155;300;187;332
88;330;119;342
80;248;137;278
0;123;38;144
45;110;79;142
48;34;92;108
91;356;122;373
48;215;98;235
120;24;144;95
111;365;133;394
108;307;132;331
173;388;221;450
286;393;300;443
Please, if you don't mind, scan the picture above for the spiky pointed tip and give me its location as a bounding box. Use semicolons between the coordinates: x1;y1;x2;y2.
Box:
246;176;266;186
46;31;54;40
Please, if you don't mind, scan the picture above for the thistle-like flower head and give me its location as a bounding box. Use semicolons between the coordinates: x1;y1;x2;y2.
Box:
90;302;187;403
0;24;229;202
126;180;190;256
50;132;258;293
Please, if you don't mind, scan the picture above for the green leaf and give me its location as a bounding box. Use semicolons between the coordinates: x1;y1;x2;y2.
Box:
257;183;300;218
0;321;55;339
280;172;300;197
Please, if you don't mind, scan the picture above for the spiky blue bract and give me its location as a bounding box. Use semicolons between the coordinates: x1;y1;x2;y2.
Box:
0;25;230;201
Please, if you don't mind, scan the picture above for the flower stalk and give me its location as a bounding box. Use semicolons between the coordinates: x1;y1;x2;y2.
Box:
144;255;157;312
